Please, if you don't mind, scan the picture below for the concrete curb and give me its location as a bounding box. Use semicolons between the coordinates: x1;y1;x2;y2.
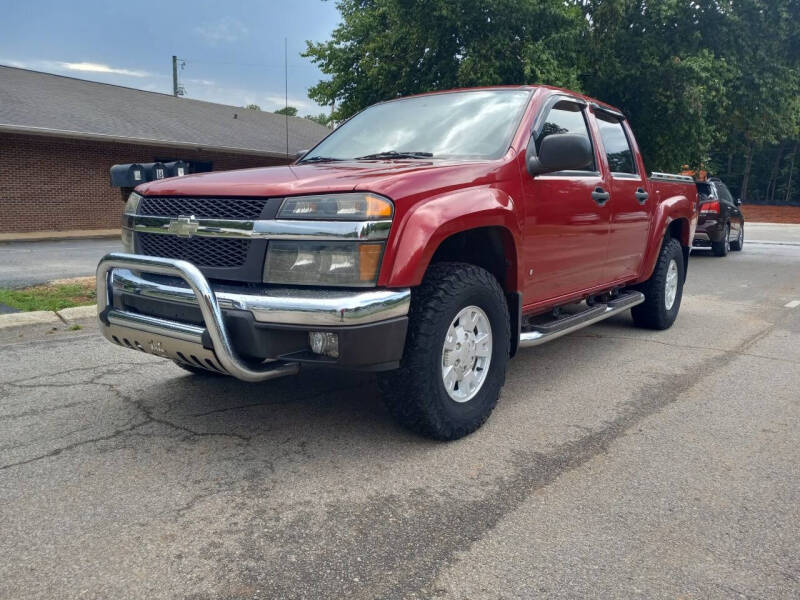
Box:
0;304;97;329
57;305;98;322
0;310;62;329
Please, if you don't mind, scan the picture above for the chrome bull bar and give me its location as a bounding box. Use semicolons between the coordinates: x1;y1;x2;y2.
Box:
96;252;300;382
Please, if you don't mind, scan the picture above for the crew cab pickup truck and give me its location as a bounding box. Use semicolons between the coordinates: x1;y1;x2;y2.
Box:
97;85;698;440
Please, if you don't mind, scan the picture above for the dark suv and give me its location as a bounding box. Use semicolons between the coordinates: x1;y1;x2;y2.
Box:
693;178;744;256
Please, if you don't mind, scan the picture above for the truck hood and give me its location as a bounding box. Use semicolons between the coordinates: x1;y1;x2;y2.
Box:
135;159;508;202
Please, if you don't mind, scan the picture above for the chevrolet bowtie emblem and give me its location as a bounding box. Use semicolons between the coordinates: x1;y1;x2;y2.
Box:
167;215;199;237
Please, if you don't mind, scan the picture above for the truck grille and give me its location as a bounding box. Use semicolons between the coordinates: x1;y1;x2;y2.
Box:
139;196;269;220
138;233;250;268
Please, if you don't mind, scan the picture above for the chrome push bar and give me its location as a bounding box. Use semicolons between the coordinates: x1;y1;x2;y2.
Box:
96;252;300;382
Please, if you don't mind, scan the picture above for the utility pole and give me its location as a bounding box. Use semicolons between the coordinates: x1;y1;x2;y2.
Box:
284;38;289;157
172;55;179;97
172;56;186;97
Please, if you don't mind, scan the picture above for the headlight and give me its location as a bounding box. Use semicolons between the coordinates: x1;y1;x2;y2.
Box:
121;192;141;252
278;193;392;220
264;241;384;286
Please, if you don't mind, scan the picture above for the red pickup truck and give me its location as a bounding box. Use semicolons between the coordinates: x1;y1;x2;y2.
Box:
97;85;697;440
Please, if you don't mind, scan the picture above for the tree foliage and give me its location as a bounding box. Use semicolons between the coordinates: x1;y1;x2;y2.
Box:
305;0;800;203
274;106;299;116
304;112;334;127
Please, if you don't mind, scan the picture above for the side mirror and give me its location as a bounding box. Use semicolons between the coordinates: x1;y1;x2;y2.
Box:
527;133;593;176
295;149;309;161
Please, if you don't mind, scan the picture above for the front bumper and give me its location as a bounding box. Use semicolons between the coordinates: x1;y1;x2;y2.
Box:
97;253;410;380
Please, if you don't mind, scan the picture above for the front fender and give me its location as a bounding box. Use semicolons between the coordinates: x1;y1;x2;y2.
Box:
379;186;522;288
638;191;697;281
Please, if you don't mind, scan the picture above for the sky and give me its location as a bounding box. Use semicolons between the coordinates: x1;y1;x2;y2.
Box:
0;0;342;114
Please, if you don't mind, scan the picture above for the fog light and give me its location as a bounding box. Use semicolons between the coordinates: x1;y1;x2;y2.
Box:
309;331;339;358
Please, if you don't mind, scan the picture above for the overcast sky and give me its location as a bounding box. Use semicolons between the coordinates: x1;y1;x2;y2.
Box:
0;0;341;114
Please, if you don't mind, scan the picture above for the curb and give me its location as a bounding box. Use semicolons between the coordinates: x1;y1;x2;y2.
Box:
0;310;62;329
0;229;120;243
0;305;97;329
57;305;98;322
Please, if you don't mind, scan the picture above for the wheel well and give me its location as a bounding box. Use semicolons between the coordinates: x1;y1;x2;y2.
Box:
666;219;690;273
430;227;517;291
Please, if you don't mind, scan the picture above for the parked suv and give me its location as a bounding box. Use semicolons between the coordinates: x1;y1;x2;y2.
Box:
97;86;697;440
693;178;744;256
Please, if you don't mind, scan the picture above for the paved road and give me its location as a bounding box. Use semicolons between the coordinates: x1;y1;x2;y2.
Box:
1;228;799;599
0;238;120;288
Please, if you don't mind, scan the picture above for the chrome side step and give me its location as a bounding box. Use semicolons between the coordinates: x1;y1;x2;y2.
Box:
519;291;645;348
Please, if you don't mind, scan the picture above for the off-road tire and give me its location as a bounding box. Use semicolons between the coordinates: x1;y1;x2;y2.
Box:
378;262;510;440
631;237;685;330
712;223;730;256
730;224;744;251
173;360;226;376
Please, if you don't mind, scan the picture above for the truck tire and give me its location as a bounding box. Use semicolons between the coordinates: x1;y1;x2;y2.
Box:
730;224;744;251
631;237;685;330
712;223;730;256
378;262;510;440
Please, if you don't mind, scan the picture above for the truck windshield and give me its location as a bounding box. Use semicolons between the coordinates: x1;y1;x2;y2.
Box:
300;89;531;162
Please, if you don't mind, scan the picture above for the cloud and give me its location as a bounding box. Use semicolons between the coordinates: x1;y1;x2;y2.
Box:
194;17;248;44
1;58;151;78
184;77;216;86
59;61;150;77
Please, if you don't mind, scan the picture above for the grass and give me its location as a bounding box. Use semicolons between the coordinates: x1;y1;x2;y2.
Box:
0;278;96;312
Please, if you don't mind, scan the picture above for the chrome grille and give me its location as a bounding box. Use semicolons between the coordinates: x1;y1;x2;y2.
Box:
138;233;249;268
139;196;269;220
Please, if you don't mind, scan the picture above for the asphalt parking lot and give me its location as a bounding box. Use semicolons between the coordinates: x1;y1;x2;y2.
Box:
1;224;799;599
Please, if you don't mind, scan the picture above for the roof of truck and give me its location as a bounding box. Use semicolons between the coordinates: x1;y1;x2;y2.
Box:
390;84;625;116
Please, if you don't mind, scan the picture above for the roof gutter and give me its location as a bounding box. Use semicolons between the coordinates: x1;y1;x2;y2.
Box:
0;123;293;159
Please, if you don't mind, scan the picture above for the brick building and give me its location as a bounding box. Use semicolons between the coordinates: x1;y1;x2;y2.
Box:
0;66;330;234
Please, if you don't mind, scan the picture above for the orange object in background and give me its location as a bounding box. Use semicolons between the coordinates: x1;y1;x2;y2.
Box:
682;166;707;181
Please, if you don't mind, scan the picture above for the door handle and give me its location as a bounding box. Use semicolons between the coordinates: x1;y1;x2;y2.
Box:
635;188;649;204
591;187;610;205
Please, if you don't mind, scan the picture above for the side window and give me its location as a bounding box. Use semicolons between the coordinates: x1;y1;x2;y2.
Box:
596;113;637;175
535;101;596;172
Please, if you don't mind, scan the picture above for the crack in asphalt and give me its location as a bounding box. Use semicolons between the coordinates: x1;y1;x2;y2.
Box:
0;364;252;471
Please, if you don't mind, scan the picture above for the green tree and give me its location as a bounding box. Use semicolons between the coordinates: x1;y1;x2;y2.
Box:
244;103;261;110
303;0;584;122
304;113;333;127
274;106;299;116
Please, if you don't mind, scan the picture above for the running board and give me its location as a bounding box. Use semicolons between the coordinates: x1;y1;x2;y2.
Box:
519;291;645;348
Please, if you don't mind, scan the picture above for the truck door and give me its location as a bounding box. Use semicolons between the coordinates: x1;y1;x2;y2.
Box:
593;111;652;282
521;97;611;306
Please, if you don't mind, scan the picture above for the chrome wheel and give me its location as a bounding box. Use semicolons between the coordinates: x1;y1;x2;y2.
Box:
441;305;493;403
664;258;679;310
725;225;731;253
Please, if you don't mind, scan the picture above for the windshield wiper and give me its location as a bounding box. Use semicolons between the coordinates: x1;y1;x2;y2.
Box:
299;156;345;163
354;151;434;160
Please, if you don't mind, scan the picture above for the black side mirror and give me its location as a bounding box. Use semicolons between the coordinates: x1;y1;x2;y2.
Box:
527;133;593;176
295;149;309;161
